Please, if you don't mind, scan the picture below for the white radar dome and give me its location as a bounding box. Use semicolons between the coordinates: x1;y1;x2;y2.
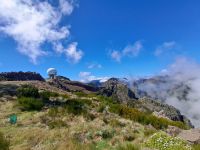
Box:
47;68;57;76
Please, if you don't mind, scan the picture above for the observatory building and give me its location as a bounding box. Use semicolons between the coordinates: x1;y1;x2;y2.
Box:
47;68;57;79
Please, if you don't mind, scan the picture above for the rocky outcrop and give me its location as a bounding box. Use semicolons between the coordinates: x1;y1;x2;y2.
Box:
0;72;44;81
135;97;193;128
99;78;137;104
178;129;200;144
47;76;99;93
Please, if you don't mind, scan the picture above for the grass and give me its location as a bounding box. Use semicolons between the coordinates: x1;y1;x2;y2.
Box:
117;143;140;150
192;144;200;150
74;91;88;97
144;128;157;137
109;119;125;127
48;119;68;129
0;132;9;150
74;91;97;98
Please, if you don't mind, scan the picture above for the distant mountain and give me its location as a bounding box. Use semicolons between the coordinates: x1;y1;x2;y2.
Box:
130;75;193;101
88;80;103;87
130;75;200;127
0;72;45;81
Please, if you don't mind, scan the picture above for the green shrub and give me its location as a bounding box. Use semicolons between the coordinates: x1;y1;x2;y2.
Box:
39;91;59;101
17;84;39;98
64;99;87;115
18;97;44;111
145;132;192;150
0;132;9;150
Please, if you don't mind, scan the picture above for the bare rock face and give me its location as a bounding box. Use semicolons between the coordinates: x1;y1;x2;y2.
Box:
178;129;200;144
99;78;138;104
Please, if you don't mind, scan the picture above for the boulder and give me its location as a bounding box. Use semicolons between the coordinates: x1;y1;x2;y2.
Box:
178;128;200;144
166;126;182;136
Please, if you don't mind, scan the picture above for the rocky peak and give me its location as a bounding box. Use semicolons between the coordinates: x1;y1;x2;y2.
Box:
136;97;193;128
47;76;99;93
99;78;138;104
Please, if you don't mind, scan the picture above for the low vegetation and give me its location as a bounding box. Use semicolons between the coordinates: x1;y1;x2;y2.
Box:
17;85;44;111
145;132;192;150
17;84;40;98
39;91;59;101
17;97;44;111
0;132;9;150
117;144;140;150
0;84;196;150
98;96;188;130
192;144;200;150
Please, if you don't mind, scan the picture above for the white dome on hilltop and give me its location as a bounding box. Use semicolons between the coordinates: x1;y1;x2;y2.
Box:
47;68;57;76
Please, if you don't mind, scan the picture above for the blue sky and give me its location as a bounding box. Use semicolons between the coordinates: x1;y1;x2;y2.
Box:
0;0;200;81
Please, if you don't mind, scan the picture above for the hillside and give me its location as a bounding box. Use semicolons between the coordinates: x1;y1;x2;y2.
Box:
0;72;200;150
130;75;200;127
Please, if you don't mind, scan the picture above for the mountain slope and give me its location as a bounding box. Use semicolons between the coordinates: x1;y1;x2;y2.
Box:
0;72;199;150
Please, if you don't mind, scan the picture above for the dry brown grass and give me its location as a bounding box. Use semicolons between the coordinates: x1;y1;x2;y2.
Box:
0;98;148;150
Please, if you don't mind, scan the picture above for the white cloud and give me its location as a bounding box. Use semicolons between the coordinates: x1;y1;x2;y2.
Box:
122;41;143;57
134;57;200;127
79;72;109;83
110;41;143;62
155;41;177;56
0;0;81;64
111;50;122;62
88;63;102;69
59;0;74;15
65;42;83;64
